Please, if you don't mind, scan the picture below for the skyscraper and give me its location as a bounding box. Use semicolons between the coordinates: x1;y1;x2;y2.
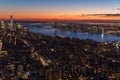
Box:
10;15;13;28
0;19;5;29
10;15;13;25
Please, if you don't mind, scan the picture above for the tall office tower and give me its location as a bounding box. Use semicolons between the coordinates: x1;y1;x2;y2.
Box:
10;15;13;25
16;23;21;29
1;19;5;29
9;15;13;29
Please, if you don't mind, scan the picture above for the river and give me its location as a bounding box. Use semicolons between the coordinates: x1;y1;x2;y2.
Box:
23;23;120;43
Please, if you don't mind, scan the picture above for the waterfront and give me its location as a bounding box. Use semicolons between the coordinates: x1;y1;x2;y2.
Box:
23;23;120;43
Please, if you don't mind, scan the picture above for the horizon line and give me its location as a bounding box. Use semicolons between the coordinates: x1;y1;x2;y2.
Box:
3;18;120;21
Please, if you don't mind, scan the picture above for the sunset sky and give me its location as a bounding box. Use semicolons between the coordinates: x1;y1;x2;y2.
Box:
0;0;120;20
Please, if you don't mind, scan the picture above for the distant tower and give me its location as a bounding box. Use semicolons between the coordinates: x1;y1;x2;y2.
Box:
54;22;58;28
101;28;104;38
10;15;13;24
10;15;13;28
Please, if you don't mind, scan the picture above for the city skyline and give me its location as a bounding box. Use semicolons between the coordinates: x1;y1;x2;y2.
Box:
0;0;120;20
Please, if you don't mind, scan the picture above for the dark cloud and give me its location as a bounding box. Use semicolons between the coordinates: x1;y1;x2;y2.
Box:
117;8;120;10
79;14;120;17
103;14;120;17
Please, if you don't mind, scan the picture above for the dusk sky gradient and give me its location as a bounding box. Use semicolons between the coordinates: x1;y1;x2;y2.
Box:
0;0;120;20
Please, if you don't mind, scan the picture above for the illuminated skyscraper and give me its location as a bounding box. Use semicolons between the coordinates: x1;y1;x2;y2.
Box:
16;23;21;29
9;15;13;29
0;19;5;29
10;15;13;25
